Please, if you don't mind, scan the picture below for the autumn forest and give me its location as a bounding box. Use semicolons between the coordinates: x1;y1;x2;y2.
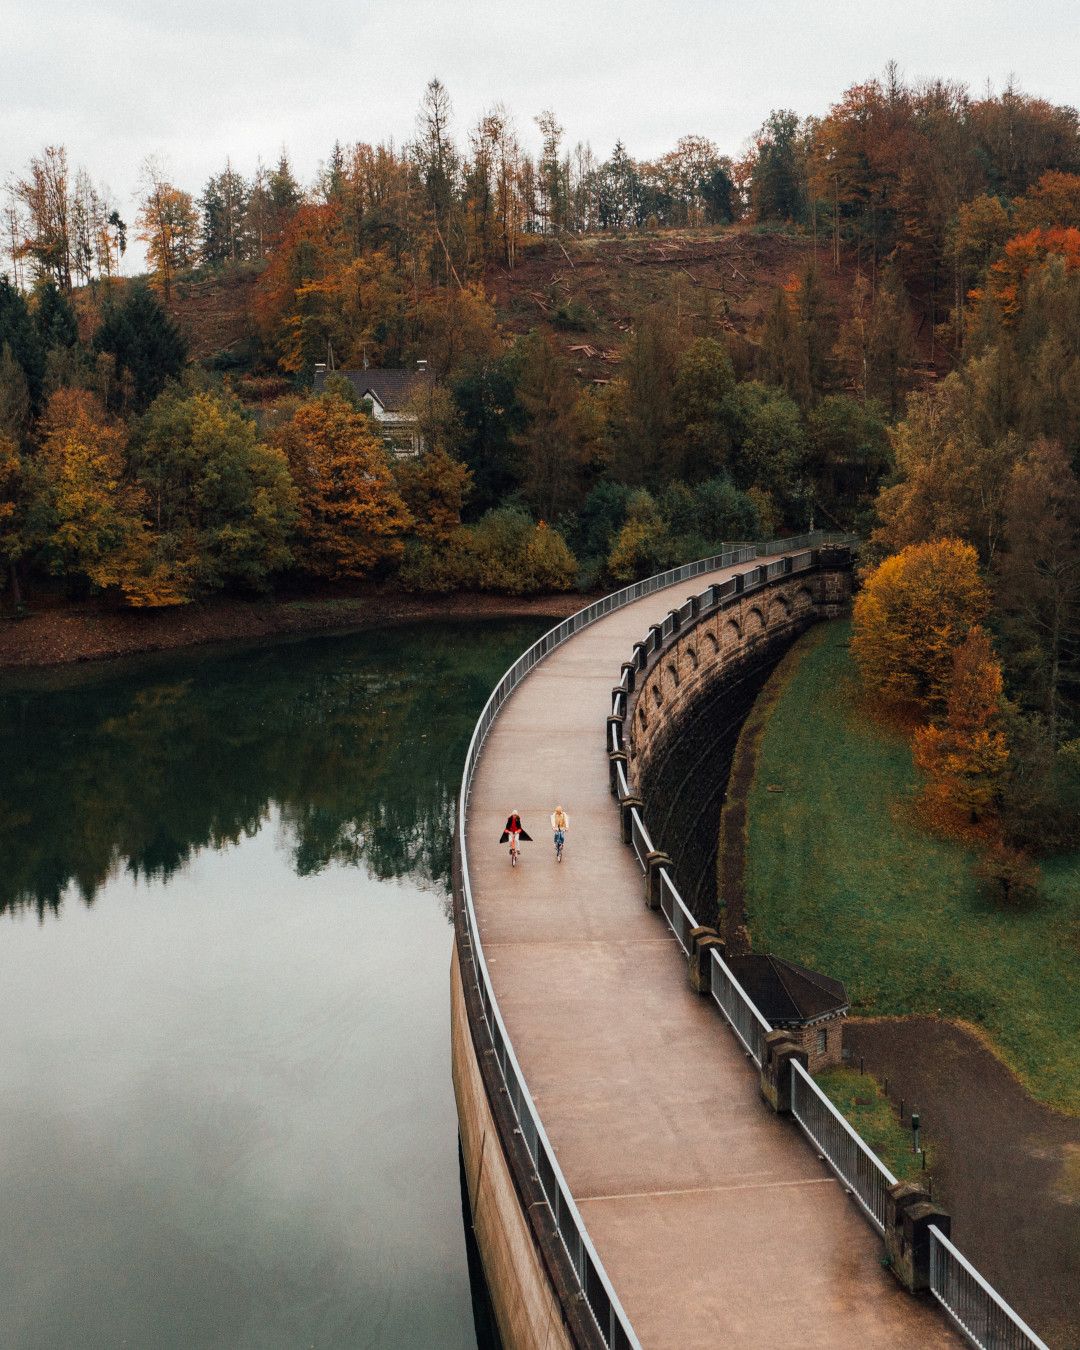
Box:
1;69;1079;859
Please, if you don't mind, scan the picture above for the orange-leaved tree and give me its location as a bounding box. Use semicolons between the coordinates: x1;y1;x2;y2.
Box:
136;160;199;303
978;226;1080;319
851;537;990;715
394;447;471;546
913;625;1009;826
274;394;412;578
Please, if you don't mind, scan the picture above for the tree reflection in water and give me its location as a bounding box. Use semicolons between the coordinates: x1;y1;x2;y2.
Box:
0;619;546;920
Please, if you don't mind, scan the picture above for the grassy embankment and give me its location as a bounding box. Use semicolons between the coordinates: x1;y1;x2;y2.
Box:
744;620;1080;1115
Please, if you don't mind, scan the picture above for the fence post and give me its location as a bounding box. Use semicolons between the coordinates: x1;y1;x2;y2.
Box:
648;623;664;652
885;1182;951;1292
619;794;644;846
620;661;637;693
632;641;649;670
688;927;723;992
760;1033;806;1114
644;852;673;910
607;750;629;796
606;713;624;750
667;608;682;635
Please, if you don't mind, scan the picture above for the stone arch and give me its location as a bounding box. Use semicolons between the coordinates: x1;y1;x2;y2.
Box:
684;645;699;672
721;619;742;652
770;593;792;625
651;683;663;708
638;702;647;730
746;606;766;635
793;585;814;614
666;661;680;688
703;630;720;657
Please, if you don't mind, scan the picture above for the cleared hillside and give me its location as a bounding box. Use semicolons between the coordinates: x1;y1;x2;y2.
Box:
163;226;903;388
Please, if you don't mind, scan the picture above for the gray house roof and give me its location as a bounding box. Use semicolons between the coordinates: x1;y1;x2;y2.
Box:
723;954;849;1026
313;366;433;413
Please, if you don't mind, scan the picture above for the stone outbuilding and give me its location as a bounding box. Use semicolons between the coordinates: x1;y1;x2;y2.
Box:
724;953;849;1072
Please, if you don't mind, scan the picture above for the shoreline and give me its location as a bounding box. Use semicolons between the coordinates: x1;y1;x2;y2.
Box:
0;588;590;671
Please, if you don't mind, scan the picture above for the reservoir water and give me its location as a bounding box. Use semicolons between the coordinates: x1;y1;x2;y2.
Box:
0;619;546;1349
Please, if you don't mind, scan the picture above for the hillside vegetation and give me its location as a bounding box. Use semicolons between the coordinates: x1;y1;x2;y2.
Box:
745;622;1080;1114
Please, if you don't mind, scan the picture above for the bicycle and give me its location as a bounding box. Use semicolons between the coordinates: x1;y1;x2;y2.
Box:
554;829;565;863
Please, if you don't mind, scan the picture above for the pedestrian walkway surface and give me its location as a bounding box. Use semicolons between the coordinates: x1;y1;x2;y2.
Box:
466;560;959;1349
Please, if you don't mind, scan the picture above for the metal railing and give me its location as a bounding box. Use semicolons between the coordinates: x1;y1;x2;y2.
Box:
753;530;855;556
929;1227;1050;1350
657;868;696;957
629;808;651;872
607;543;1049;1350
790;1059;897;1234
456;537;825;1348
708;948;773;1067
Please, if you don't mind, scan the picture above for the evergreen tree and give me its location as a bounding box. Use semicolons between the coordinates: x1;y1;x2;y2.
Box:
93;286;186;412
0;277;46;409
34;280;79;351
751;110;807;223
513;330;582;519
699;164;736;224
0;345;31;445
760;289;811;406
199;163;250;266
795;261;835;397
669;337;736;480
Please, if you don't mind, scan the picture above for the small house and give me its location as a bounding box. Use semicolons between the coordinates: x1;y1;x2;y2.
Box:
724;953;849;1072
313;360;433;457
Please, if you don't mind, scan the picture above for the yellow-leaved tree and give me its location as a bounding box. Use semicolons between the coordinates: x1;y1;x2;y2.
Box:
274;394;412;578
851;537;990;715
37;390;156;601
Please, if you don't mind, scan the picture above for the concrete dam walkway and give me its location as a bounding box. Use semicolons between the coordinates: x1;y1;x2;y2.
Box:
465;559;957;1349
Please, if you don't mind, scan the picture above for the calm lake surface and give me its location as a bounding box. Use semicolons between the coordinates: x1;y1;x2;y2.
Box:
0;619;545;1350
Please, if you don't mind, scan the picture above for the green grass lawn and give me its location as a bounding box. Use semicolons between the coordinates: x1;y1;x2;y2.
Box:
816;1068;928;1181
745;621;1080;1114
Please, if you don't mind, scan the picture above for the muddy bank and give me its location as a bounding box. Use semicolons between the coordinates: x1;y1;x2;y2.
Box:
846;1017;1080;1349
0;588;589;671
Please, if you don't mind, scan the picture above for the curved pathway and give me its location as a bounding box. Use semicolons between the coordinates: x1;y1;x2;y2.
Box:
466;560;958;1349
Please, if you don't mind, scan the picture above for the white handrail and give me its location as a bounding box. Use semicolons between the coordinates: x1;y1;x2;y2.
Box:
928;1225;1050;1350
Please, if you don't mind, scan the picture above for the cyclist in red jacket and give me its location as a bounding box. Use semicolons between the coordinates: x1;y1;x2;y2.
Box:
499;811;532;866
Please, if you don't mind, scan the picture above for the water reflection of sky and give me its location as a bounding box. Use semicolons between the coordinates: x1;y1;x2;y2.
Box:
0;621;544;1348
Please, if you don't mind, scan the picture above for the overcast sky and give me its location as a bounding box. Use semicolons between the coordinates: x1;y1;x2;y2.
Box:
4;0;1079;266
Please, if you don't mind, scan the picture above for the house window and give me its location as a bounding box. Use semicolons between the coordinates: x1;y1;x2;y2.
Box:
816;1028;827;1055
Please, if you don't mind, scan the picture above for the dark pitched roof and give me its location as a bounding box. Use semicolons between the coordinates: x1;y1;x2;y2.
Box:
313;366;432;413
724;953;848;1026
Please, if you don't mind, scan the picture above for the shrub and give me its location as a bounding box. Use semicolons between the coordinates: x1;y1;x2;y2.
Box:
401;510;576;595
973;843;1041;907
607;490;669;581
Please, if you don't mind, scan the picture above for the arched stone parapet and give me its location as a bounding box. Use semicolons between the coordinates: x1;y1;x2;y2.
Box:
625;564;851;923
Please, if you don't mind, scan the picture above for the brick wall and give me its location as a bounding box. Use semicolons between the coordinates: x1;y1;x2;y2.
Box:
788;1017;846;1074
